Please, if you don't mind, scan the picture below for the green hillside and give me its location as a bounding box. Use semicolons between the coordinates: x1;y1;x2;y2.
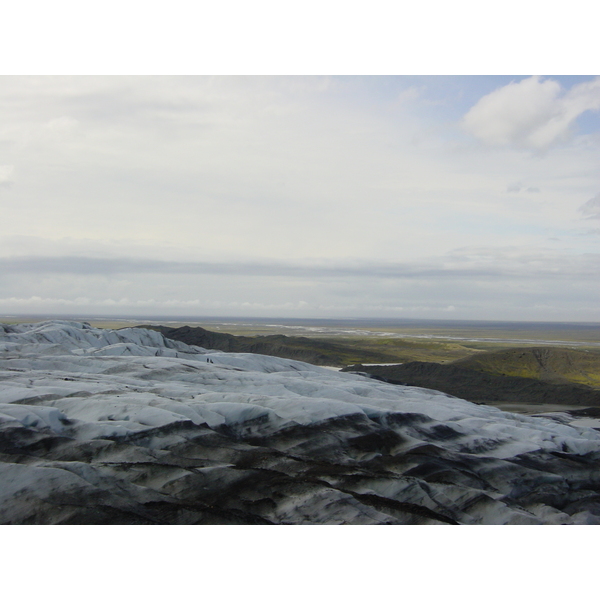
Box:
452;347;600;388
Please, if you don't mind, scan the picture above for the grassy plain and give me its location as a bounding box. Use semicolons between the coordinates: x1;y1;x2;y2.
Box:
157;319;600;366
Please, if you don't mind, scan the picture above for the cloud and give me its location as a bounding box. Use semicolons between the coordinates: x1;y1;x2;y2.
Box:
44;116;79;130
580;193;600;219
1;251;598;281
0;296;314;313
506;182;540;194
0;296;92;307
0;165;15;188
396;86;421;104
462;76;600;149
1;247;599;321
507;182;523;193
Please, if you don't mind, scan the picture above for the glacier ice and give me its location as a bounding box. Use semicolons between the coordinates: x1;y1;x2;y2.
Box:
1;320;600;524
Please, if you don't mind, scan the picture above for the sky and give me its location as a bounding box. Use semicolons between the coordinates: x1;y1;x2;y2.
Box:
1;74;599;322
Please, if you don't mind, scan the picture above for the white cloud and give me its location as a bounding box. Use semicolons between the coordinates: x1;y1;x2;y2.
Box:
507;181;523;193
0;296;91;307
580;193;600;219
0;165;15;187
396;86;422;104
45;116;79;130
3;249;599;280
506;182;541;193
462;76;600;149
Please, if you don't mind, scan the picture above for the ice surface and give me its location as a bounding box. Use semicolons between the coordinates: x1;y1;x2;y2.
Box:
2;320;600;524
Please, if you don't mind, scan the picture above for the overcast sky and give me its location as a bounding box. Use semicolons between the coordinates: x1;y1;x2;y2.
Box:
1;75;599;321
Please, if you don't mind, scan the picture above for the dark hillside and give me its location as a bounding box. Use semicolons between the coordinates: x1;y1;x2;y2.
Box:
146;325;399;366
341;361;600;407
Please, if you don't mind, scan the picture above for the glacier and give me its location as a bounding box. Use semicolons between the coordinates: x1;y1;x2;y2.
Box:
1;320;600;524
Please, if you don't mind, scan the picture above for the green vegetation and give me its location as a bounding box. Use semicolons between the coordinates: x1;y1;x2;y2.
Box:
321;336;484;364
453;347;600;388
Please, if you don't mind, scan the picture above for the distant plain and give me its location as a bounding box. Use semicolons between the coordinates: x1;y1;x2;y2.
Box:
4;316;600;361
